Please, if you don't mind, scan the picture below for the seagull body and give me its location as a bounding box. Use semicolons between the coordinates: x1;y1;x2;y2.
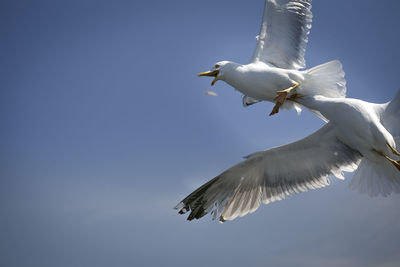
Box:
298;96;395;162
297;94;400;196
175;91;400;222
216;61;302;101
199;0;346;115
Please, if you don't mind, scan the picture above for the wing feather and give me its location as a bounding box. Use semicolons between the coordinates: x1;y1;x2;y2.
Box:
251;0;312;69
382;89;400;137
175;123;361;222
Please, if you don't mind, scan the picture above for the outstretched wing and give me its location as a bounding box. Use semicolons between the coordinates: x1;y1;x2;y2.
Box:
175;123;361;222
250;0;313;69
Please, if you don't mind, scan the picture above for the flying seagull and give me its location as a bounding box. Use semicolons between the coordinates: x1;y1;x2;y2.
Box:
175;90;400;222
296;92;400;196
198;0;346;115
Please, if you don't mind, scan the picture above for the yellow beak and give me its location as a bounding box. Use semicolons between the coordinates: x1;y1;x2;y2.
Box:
198;70;219;86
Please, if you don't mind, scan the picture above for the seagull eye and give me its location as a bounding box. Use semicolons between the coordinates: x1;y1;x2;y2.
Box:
215;64;220;69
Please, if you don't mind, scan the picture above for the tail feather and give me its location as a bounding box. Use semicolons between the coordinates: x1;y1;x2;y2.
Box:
301;60;347;98
349;159;400;197
350;137;400;197
279;60;346;114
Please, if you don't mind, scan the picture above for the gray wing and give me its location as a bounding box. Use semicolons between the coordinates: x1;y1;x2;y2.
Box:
250;0;312;69
243;95;262;107
175;123;361;222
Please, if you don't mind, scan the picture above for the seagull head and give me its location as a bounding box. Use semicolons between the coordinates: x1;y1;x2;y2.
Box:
198;61;236;86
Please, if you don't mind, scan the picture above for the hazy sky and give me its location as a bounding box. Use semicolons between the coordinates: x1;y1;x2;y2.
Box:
1;0;400;266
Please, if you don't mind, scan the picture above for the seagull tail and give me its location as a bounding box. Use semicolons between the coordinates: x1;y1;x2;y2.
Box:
350;90;400;197
301;60;347;98
349;145;400;197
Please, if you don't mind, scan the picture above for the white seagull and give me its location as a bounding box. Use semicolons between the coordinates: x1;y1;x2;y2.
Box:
198;0;346;116
296;92;400;196
175;90;400;222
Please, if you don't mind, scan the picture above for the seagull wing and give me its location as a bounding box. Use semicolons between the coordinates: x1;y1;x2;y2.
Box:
243;95;262;107
175;123;361;222
382;89;400;137
250;0;312;69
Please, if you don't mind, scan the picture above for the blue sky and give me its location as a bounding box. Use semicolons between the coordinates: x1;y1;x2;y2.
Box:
1;0;400;266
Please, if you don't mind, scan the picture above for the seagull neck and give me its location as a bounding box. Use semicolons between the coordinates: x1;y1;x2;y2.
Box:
219;62;240;78
219;63;246;87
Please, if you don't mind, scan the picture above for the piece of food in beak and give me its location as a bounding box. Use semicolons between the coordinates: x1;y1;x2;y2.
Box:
198;70;219;86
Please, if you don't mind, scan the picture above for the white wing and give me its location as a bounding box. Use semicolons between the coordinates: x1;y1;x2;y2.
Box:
382;89;400;138
251;0;313;69
175;123;361;222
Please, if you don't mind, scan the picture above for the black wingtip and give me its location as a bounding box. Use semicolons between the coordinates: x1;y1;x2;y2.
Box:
187;205;206;221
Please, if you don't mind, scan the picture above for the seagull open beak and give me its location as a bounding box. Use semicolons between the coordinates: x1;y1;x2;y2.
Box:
198;70;219;86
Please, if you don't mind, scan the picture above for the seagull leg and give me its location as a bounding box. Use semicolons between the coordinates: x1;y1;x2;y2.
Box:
387;143;400;157
378;151;400;171
385;156;400;171
395;161;400;172
269;82;299;116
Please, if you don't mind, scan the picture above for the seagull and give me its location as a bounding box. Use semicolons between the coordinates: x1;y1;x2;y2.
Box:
175;90;400;222
198;0;346;116
296;92;400;196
